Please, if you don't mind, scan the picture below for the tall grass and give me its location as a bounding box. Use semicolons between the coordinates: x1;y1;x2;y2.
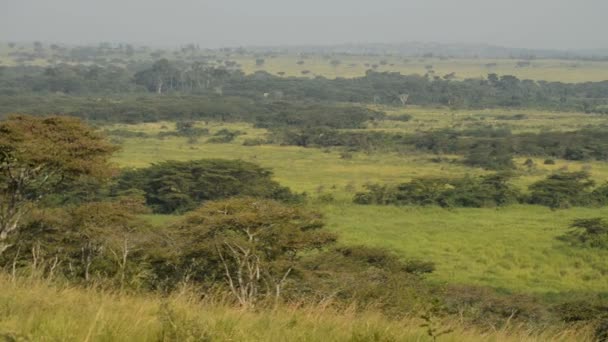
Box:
0;276;593;341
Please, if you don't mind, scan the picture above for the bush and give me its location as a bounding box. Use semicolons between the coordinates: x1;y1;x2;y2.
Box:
295;245;433;315
206;129;243;143
242;138;266;146
464;139;514;170
3;200;153;286
559;218;608;249
527;172;595;209
555;300;608;322
354;173;521;208
113;159;302;213
390;114;413;122
442;285;549;326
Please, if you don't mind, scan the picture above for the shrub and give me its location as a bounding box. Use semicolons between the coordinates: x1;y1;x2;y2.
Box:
560;218;608;249
242;138;266;146
354;173;520;208
206;129;243;143
113;159;302;213
390;114;413;122
464;139;515;170
527;172;595;209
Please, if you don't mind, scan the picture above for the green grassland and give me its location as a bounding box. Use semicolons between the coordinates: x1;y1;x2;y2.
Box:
324;204;608;293
108;115;608;294
111;125;608;195
235;55;608;83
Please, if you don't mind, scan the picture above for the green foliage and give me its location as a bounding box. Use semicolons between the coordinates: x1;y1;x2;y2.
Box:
163;197;336;304
354;173;521;208
5;59;608;111
420;300;454;342
560;218;608;249
389;113;413;122
296;245;433;313
205;128;242;143
271;125;608;163
464;139;515;170
175;121;209;137
527;172;596;209
596;319;608;342
0;115;117;255
441;285;550;327
591;183;608;206
113;159;302;213
555;300;608;322
3;198;153;287
254;103;384;129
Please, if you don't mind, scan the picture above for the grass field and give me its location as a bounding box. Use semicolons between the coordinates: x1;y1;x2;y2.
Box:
323;204;608;293
108;117;608;294
234;55;608;83
0;276;592;341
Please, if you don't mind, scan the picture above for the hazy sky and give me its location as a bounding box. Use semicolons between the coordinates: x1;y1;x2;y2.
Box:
2;0;607;49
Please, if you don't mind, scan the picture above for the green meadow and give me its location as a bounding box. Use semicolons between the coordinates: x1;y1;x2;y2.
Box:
109;114;608;295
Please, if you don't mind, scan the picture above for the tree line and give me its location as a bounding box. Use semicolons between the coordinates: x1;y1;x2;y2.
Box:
3;60;608;112
270;126;608;169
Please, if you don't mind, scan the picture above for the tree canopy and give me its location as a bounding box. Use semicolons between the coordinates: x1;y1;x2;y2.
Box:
0;115;117;254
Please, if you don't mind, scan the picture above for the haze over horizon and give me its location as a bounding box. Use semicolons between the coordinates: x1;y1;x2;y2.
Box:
2;0;608;50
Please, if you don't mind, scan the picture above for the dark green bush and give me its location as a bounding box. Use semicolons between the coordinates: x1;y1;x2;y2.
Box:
527;172;596;209
560;218;608;249
113;159;302;213
354;173;520;208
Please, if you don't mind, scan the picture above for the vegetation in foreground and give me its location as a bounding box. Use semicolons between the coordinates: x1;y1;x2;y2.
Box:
0;276;594;342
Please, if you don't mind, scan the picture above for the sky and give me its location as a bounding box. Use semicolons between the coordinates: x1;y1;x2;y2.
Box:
1;0;608;50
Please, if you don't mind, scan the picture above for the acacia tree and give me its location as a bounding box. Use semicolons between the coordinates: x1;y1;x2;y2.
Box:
0;115;117;254
172;197;336;307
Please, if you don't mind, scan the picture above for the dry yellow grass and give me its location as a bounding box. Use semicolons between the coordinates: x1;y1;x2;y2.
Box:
0;276;594;341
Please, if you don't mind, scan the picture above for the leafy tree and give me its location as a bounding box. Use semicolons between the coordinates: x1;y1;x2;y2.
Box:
528;172;595;209
134;59;176;94
113;159;302;214
443;173;520;207
7;198;152;286
0;115;117;254
354;173;520;208
169;197;336;306
464;139;514;170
